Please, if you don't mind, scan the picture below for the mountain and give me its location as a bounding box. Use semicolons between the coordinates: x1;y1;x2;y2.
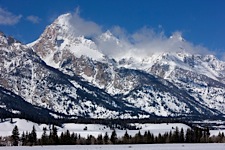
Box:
0;13;225;121
0;31;149;119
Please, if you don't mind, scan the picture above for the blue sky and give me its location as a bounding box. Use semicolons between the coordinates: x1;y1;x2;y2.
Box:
0;0;225;57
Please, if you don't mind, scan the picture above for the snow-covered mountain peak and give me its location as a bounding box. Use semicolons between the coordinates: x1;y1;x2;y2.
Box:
54;13;72;26
50;13;77;38
29;13;106;68
100;30;117;41
46;13;75;40
31;12;98;47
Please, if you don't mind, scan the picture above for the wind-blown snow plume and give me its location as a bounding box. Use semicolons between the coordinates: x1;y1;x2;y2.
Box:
66;8;102;37
97;26;211;60
53;8;212;60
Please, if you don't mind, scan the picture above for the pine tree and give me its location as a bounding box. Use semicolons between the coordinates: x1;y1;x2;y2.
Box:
134;131;142;144
123;130;130;144
41;127;48;145
64;130;71;144
110;130;117;144
71;132;77;144
103;132;109;144
143;131;148;144
173;127;179;143
193;127;203;143
86;135;96;145
60;132;65;144
168;130;172;143
11;125;20;146
205;127;210;143
49;125;58;144
25;131;29;145
73;133;78;144
180;128;185;143
97;134;103;144
147;130;154;143
158;133;163;143
217;132;224;143
30;125;37;145
185;128;194;143
21;132;26;146
185;128;191;143
163;132;169;143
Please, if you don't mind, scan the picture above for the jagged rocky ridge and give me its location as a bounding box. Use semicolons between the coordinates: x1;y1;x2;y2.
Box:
1;13;225;120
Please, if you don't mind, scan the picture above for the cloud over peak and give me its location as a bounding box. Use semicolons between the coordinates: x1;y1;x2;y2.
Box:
54;8;211;60
0;7;22;25
26;15;41;24
97;27;210;60
55;8;102;37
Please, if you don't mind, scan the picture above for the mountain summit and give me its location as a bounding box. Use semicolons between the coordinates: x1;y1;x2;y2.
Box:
0;13;225;121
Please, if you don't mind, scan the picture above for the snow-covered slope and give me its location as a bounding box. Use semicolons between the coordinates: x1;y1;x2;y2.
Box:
0;32;151;119
141;52;225;114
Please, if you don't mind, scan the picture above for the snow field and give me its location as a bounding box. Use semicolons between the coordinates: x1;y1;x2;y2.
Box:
0;144;225;150
0;119;223;139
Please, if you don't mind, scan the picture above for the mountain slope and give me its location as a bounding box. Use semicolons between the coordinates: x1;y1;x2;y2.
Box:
0;86;64;124
27;13;225;119
117;68;220;117
141;52;225;114
0;32;150;119
1;13;225;120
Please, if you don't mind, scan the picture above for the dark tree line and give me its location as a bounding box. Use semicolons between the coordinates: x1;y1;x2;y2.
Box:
10;125;225;146
11;125;37;146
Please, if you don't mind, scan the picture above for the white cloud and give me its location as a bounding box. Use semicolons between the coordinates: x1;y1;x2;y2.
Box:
0;7;22;25
67;7;102;37
26;15;41;24
218;50;225;61
222;54;225;61
61;8;212;60
96;26;210;60
96;30;132;58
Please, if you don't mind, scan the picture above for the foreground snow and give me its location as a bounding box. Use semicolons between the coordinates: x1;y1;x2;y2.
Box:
0;144;225;150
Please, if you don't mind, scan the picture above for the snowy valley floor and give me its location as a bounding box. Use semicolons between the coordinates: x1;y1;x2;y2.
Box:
0;119;191;138
0;144;225;150
0;119;225;138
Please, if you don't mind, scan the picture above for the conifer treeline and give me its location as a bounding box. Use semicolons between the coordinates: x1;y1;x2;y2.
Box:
10;125;225;146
